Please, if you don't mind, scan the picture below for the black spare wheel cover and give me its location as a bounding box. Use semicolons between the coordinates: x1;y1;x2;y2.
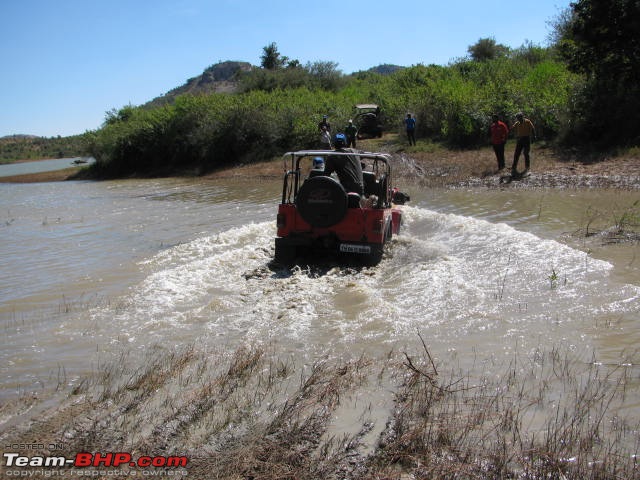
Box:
296;176;348;227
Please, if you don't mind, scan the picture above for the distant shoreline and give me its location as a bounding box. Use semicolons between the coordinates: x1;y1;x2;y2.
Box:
0;156;87;165
0;166;84;183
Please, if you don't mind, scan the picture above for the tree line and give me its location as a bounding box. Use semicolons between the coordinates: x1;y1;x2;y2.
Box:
0;135;87;163
82;0;638;178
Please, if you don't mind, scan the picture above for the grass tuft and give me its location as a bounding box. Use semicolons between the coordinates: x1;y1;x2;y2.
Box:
1;342;639;479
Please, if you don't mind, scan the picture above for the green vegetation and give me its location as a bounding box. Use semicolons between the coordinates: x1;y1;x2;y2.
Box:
556;0;640;146
12;0;639;177
85;88;350;177
0;134;89;163
85;43;582;178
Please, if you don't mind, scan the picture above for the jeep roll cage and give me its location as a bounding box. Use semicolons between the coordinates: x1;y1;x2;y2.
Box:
281;150;394;208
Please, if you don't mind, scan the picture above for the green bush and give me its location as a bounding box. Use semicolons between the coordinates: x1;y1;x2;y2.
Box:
87;88;358;177
0;134;89;163
86;48;582;177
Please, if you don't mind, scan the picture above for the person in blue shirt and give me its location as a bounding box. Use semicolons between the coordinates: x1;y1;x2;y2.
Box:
404;113;416;145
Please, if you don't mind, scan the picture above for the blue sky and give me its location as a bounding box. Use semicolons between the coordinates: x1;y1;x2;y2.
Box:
0;0;570;138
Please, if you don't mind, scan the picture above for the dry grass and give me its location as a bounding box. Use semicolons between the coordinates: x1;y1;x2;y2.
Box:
200;134;640;190
368;342;640;479
1;341;639;479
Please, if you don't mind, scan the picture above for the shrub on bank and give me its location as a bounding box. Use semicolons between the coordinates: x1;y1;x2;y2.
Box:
86;53;580;178
86;89;349;177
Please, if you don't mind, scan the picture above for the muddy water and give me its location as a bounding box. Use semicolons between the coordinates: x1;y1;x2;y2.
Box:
0;178;638;403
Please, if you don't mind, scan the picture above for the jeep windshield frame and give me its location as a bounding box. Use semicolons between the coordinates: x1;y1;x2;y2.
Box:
281;150;393;206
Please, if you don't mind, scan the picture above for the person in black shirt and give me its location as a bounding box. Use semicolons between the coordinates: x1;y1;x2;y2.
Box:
317;115;331;133
345;119;358;148
324;133;364;195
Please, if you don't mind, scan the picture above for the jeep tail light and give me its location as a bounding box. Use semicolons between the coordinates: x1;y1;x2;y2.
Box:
277;213;286;229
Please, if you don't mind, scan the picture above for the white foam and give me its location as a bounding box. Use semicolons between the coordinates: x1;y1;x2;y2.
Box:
88;205;639;360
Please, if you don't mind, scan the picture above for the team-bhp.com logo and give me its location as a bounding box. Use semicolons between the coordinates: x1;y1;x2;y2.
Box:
4;451;188;469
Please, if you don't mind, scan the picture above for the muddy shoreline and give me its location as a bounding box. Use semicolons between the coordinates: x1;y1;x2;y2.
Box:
203;143;640;190
199;147;639;190
2;140;639;189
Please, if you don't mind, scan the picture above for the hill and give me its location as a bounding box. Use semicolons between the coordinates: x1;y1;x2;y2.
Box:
147;60;253;107
0;134;39;140
363;64;404;75
147;61;403;107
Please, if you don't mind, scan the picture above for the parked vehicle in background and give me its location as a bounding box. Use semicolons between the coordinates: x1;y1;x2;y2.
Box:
354;104;383;139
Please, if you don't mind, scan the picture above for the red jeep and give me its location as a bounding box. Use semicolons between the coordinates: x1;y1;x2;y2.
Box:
274;150;409;266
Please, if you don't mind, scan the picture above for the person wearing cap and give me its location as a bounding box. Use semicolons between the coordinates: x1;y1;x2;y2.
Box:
324;133;364;195
308;156;326;178
318;115;331;133
511;112;536;175
345;119;358;148
489;114;509;171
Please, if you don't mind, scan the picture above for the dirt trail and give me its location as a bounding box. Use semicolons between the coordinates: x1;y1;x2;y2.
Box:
203;140;640;190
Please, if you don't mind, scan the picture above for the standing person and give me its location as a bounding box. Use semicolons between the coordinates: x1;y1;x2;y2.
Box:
324;133;364;195
319;125;332;149
404;113;416;146
345;119;358;148
489;114;509;170
318;115;331;134
511;112;536;175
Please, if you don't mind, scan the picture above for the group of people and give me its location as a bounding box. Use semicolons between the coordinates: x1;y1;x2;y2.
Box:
318;115;359;149
319;112;416;149
490;113;536;176
316;115;371;196
317;111;536;180
403;111;536;175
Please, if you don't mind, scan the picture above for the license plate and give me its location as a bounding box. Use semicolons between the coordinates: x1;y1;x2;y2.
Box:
339;244;371;254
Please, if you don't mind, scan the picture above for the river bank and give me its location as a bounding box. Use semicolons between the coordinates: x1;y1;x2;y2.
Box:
203;141;640;190
2;136;639;189
0;166;84;183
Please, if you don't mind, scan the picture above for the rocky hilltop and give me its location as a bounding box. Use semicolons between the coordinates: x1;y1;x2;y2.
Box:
147;60;253;107
146;60;404;108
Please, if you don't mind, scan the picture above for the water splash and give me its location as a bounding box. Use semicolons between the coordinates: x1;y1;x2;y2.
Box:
88;205;639;368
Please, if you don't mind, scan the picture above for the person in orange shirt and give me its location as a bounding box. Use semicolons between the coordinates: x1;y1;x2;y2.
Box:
489;114;509;170
511;112;536;175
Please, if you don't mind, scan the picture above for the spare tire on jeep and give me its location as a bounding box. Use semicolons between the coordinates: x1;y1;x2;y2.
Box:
296;176;348;228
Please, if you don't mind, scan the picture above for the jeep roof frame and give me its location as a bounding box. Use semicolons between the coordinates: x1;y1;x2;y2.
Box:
281;150;393;205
